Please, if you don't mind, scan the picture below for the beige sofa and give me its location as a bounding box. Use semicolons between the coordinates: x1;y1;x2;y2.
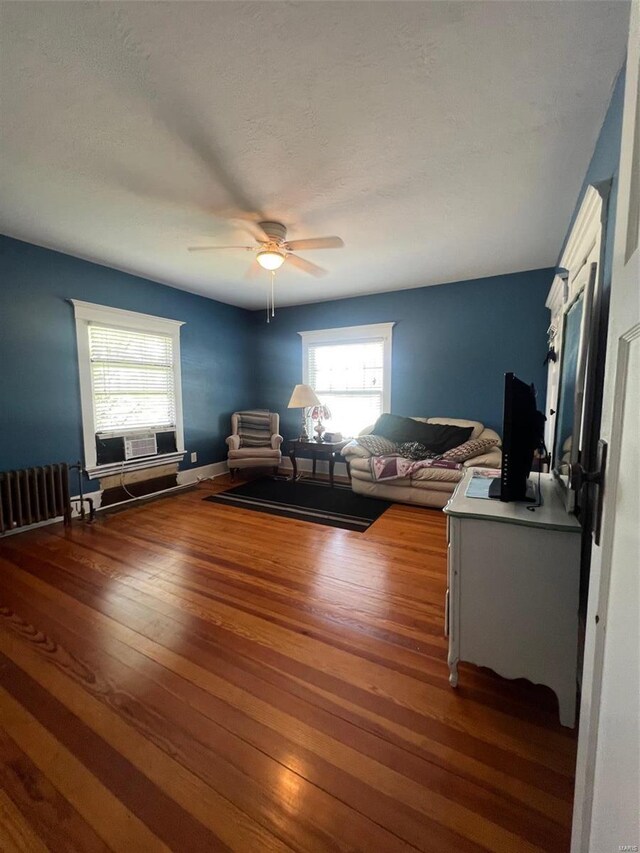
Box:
342;417;502;508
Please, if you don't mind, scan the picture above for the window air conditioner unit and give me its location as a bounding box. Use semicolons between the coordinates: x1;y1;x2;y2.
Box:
124;433;158;460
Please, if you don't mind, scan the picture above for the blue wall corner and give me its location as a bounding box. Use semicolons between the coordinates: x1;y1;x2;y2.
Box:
559;65;626;291
249;268;555;439
0;236;255;476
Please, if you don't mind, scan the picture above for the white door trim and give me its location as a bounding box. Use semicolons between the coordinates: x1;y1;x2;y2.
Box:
571;9;639;850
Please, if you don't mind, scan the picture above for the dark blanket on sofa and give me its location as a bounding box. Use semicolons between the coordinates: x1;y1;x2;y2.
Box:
371;414;473;454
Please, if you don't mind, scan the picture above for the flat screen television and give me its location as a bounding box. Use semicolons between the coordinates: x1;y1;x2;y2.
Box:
488;373;546;502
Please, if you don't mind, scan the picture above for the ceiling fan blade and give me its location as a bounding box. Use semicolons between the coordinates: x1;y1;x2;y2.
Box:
244;259;263;280
284;236;344;251
286;254;328;278
187;245;254;252
236;220;270;243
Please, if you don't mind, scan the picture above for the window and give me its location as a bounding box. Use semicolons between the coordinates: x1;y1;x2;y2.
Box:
89;325;176;433
300;323;394;438
71;301;185;476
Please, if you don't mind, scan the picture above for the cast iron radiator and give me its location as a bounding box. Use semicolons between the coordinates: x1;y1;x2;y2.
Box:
0;463;72;533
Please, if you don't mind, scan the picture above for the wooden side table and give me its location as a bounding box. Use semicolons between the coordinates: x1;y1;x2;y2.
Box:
288;439;351;487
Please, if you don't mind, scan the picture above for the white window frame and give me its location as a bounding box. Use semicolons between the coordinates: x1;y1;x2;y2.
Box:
71;300;185;478
298;322;394;430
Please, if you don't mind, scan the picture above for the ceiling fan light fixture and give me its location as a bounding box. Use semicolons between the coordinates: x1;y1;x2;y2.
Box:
256;249;285;271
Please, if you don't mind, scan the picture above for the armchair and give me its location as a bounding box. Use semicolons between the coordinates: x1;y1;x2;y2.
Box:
226;411;283;479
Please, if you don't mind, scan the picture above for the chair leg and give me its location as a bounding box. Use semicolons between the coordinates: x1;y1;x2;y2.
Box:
272;466;279;478
230;468;236;481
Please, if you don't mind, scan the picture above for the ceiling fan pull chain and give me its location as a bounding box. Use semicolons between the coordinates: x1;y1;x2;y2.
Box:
271;270;276;318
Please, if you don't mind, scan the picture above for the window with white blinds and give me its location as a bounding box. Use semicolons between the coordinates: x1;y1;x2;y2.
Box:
72;300;185;474
301;324;393;438
89;325;176;433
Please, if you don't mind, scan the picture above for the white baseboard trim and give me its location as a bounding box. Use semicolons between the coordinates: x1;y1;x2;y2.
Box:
178;460;228;485
75;489;102;514
96;482;193;513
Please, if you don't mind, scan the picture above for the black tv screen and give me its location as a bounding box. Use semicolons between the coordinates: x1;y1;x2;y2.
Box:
489;373;545;502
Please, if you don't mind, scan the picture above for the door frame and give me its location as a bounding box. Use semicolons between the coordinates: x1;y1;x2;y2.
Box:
571;7;640;850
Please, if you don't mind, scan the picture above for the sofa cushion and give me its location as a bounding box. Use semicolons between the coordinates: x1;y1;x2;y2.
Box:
351;466;458;493
349;456;373;470
442;436;500;462
341;439;373;459
351;476;454;507
410;465;464;483
351;467;411;486
462;449;502;468
478;427;501;445
355;434;399;456
349;455;463;485
371;414;473;453
228;448;281;459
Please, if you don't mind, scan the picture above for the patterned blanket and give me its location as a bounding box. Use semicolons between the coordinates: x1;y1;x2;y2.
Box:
370;455;462;481
237;410;272;447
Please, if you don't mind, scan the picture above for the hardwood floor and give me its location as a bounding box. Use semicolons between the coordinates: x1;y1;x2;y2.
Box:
0;476;576;852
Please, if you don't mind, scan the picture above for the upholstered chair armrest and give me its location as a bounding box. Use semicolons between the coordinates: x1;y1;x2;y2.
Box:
226;435;240;451
358;424;375;437
341;440;373;460
271;434;283;450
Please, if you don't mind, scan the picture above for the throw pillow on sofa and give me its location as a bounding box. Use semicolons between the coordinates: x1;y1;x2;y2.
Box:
442;436;499;462
371;413;473;453
355;434;399;456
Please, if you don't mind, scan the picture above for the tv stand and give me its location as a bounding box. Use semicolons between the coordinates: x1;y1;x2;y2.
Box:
444;469;581;727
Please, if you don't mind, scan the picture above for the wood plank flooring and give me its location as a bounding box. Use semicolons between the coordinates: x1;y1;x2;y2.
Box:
0;476;577;852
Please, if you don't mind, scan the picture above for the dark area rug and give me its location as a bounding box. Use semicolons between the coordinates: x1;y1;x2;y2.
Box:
204;477;391;531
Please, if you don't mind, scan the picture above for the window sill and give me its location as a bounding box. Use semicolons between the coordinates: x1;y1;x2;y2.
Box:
85;451;186;481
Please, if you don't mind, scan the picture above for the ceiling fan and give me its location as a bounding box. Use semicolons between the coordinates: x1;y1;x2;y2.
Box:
187;221;344;279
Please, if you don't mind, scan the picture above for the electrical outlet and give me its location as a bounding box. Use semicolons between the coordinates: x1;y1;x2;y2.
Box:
190;452;197;463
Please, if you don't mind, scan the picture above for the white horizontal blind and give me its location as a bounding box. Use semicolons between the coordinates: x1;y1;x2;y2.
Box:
307;339;385;437
89;324;176;433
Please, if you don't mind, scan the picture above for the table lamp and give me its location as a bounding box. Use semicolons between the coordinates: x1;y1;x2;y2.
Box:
287;384;320;441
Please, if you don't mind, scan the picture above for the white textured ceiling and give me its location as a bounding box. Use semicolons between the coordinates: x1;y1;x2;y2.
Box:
0;1;629;308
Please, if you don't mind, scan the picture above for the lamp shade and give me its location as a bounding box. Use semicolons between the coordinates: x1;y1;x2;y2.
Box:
287;384;321;409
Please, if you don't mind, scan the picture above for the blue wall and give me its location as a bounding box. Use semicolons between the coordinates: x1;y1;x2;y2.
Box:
0;236;554;477
559;66;626;289
250;268;554;439
0;236;255;478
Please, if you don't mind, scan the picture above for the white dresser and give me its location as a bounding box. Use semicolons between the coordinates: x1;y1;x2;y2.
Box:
443;469;582;727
